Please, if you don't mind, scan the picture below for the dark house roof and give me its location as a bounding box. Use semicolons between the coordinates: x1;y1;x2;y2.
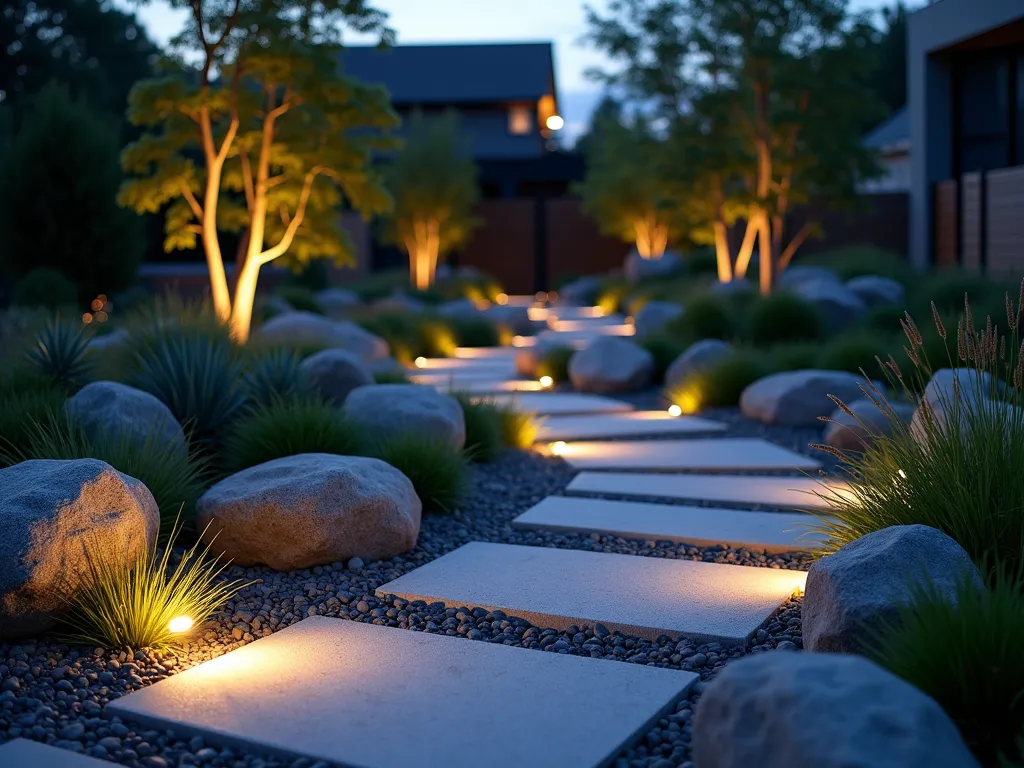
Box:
339;42;556;106
864;106;910;152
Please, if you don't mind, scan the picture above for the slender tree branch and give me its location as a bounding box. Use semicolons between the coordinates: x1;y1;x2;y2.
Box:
240;151;255;210
181;184;204;221
778;221;813;270
258;167;324;264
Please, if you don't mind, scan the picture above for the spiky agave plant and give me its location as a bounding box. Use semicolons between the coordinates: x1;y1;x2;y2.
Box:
61;516;248;651
810;285;1024;577
26;316;93;388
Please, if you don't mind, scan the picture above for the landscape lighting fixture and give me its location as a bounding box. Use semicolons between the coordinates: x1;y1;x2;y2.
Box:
496;293;508;305
668;405;682;417
546;115;565;131
539;375;554;388
415;357;427;368
168;616;194;634
550;441;567;456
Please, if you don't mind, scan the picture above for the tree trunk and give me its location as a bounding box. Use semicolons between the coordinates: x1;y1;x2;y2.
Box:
758;213;774;295
230;254;262;343
712;221;733;283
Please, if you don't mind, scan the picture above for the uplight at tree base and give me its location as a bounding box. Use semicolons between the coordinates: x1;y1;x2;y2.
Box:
168;616;194;634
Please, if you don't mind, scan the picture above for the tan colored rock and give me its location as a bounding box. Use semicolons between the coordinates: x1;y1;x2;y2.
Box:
0;459;159;641
197;454;421;571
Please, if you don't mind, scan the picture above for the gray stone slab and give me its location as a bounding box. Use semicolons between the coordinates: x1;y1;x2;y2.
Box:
106;617;696;768
552;438;821;471
537;412;726;441
377;542;807;645
413;357;515;373
481;392;634;415
429;378;548;394
453;346;519;359
0;739;116;766
513;496;824;553
566;472;846;511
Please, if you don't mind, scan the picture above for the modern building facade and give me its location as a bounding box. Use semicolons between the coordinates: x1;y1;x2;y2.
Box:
861;106;910;193
908;0;1024;272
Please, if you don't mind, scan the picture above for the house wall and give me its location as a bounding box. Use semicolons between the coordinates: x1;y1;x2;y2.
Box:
859;152;911;193
908;0;1024;269
393;104;545;161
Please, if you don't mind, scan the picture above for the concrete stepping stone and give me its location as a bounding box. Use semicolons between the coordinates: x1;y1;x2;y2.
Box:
480;392;634;416
106;617;696;768
413;357;515;372
377;542;807;644
429;379;548;394
513;496;824;553
551;438;821;471
410;370;522;385
454;346;519;359
537;411;726;441
0;739;115;766
566;472;846;510
537;328;635;344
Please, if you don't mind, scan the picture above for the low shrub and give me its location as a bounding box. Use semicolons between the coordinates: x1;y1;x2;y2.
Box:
682;247;719;276
663;294;737;345
495;403;539;449
418;318;459;357
370;433;468;513
242;348;309;409
61;518;246;651
747;292;822;346
0;388;67;467
596;282;629;315
12;268;79;310
811;292;1024;576
770;342;821;371
452;393;503;462
224;397;365;473
536;346;575;384
127;328;246;447
860;304;906;334
867;567;1024;766
819;331;890;378
638;333;687;384
803;246;911;283
374;371;410;384
6;414;208;538
27;316;94;389
915;268;997;315
274;285;323;315
666;349;773;411
448;315;500;348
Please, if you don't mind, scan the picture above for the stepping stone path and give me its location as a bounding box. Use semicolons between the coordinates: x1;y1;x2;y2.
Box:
567;472;846;510
377;542;807;644
0;739;116;766
481;392;635;416
513;496;825;553
537;411;726;441
108;617;696;768
100;303;834;768
551;438;822;471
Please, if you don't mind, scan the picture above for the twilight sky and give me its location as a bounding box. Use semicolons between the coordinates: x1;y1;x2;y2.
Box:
121;0;897;144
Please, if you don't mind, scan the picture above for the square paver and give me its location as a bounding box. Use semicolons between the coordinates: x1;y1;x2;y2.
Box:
566;472;845;510
512;496;824;553
480;392;634;416
454;347;519;359
377;543;806;645
431;379;547;394
552;438;821;471
106;617;696;768
0;739;116;767
537;412;726;441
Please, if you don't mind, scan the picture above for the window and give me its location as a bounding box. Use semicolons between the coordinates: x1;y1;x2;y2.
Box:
508;105;533;135
956;54;1011;172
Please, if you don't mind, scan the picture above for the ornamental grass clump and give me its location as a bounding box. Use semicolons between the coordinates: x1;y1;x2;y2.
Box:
452;392;503;462
536;346;575;384
495;403;539;450
747;292;822;346
242;347;309;408
6;414;208;540
811;286;1024;577
370;432;468;513
866;566;1024;767
665;348;773;412
224;397;366;472
61;517;246;651
27;316;94;388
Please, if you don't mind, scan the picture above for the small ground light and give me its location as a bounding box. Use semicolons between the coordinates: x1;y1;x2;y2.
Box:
415;357;427;368
535;291;548;302
546;115;564;131
668;405;682;417
550;441;567;456
897;469;907;480
539;375;554;388
496;293;508;305
168;616;194;634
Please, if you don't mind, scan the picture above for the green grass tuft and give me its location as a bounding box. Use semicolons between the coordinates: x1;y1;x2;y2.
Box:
666;348;774;411
637;333;687;384
496;403;540;449
60;517;247;651
242;348;309;409
663;294;737;345
224;397;366;473
370;432;469;513
273;285;324;315
819;330;890;378
27;316;94;388
770;341;822;371
452;393;503;462
747;292;822;346
536;346;575;384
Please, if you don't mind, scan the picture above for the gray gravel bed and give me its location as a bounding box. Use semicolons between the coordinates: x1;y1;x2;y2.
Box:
0;403;816;768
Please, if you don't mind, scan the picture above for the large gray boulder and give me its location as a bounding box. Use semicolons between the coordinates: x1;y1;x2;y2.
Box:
624;249;683;283
515;338;573;379
792;280;867;332
692;651;979;768
65;381;188;456
482;304;534;335
299;349;374;405
568;337;654;394
437;298;482;319
740;370;872;427
665;339;733;390
316;287;360;318
86;327;131;352
709;279;756;297
803;524;984;654
197;454;421;571
910;368;1011;447
777;265;841;290
259;312;389;362
343;384;466;451
824;397;915;451
0;459;159;641
373;292;425;314
846;275;905;307
634;300;683;337
556;276;602;305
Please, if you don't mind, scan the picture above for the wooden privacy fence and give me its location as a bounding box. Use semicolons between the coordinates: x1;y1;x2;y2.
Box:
933;165;1024;275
